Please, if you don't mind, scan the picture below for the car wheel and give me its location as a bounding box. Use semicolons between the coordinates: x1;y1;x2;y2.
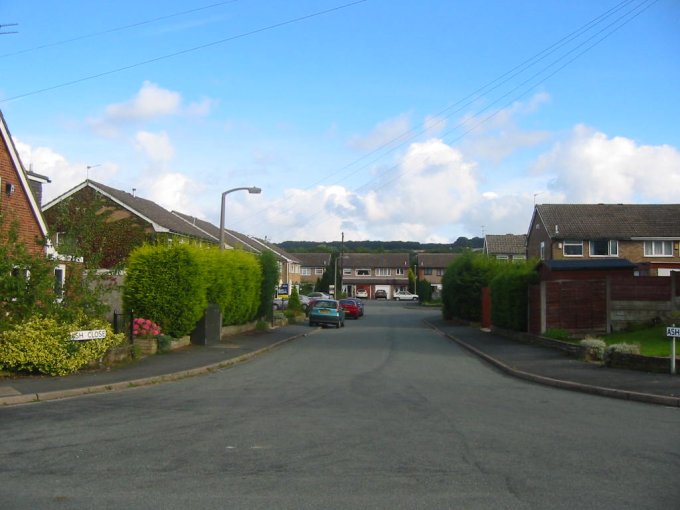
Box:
413;297;418;301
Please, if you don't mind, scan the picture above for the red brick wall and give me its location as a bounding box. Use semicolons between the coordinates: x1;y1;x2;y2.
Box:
0;134;45;255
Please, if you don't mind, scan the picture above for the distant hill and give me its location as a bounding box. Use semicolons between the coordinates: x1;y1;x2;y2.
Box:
277;237;483;253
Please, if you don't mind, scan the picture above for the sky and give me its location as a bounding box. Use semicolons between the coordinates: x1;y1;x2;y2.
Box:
1;0;679;243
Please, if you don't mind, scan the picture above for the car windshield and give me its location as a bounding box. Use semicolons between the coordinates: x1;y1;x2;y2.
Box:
314;300;336;308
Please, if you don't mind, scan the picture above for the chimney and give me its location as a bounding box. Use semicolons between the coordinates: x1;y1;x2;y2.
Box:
132;188;136;198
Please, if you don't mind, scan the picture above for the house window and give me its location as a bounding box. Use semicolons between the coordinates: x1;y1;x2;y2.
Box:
496;255;509;261
563;240;583;256
435;268;444;276
375;268;390;276
589;239;618;257
395;268;405;275
540;241;545;260
301;268;311;276
54;265;65;302
343;268;352;275
315;268;324;275
513;255;526;262
644;240;673;257
356;268;370;276
424;268;433;275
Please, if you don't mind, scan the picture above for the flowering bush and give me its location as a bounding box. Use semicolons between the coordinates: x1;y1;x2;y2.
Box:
132;318;161;339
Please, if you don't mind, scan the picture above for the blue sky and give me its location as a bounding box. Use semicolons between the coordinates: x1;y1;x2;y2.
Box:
1;0;678;243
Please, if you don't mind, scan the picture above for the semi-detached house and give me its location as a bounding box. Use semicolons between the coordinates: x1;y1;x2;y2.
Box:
527;203;680;276
342;253;411;299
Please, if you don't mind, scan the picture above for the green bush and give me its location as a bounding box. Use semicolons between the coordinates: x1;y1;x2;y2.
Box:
441;251;502;321
0;315;125;375
123;244;208;338
489;261;538;331
199;247;261;326
257;251;280;320
544;328;571;341
288;286;302;313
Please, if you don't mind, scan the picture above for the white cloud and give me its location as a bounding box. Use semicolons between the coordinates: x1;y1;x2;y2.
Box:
348;114;411;151
105;81;181;121
458;93;551;163
13;138;117;203
141;172;205;218
535;125;680;202
135;131;175;163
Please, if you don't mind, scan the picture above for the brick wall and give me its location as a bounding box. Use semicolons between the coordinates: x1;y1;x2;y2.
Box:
0;134;45;256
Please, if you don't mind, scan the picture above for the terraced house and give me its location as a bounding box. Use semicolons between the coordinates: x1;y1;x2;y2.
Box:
527;203;680;276
342;253;411;299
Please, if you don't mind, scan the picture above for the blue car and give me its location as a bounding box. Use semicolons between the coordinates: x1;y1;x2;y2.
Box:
309;299;345;328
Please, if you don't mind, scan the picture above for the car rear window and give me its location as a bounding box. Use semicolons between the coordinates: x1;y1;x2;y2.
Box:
315;300;335;308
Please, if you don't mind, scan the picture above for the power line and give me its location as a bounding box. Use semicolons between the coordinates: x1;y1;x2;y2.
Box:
232;0;659;238
0;2;238;58
0;0;367;104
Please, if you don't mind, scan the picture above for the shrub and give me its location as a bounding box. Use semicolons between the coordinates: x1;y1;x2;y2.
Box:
580;337;607;361
132;318;161;338
0;315;125;376
288;286;302;313
489;261;538;331
124;244;208;338
257;251;280;320
441;251;503;321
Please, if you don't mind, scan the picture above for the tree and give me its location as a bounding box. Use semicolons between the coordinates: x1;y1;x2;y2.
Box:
0;213;57;329
257;250;279;320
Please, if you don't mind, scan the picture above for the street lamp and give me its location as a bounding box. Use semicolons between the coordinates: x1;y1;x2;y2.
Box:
219;186;261;250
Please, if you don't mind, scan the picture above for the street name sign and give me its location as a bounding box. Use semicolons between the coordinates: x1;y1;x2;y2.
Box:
70;329;107;341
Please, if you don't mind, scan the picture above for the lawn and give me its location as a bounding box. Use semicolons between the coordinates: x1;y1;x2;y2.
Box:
602;325;674;357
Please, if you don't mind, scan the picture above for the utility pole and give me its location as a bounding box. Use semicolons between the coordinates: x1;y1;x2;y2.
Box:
339;232;344;297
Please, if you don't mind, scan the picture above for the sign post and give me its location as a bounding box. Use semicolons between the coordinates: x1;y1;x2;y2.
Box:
665;325;679;375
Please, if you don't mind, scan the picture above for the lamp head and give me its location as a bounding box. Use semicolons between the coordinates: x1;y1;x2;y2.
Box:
248;187;262;194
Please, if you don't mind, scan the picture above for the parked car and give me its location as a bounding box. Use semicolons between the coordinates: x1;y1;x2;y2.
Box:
298;294;312;311
355;289;368;299
309;299;345;328
273;298;288;310
374;289;388;299
308;292;331;299
339;298;361;319
394;290;419;301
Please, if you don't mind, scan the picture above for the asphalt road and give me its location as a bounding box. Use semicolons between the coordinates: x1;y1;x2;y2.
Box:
2;301;679;509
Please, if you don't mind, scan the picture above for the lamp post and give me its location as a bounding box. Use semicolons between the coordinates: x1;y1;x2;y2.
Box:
219;186;261;250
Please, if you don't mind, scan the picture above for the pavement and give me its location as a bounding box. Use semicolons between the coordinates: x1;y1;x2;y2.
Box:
1;317;679;408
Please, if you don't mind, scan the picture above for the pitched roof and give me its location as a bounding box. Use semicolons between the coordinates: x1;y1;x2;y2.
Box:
484;234;527;255
171;211;260;253
0;110;49;239
43;180;216;242
294;252;332;267
535;204;680;239
416;253;458;268
343;252;410;268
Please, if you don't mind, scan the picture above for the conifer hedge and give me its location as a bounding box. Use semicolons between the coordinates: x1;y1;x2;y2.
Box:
124;244;264;338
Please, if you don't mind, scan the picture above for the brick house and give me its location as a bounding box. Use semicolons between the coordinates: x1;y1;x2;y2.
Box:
43;180;216;268
294;252;332;287
0;111;52;257
483;234;527;261
415;253;457;294
342;253;411;299
527;204;680;276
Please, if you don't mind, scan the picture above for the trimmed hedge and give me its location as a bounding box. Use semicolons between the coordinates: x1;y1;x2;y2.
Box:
442;251;502;321
489;261;538;331
0;315;125;376
124;244;264;337
198;247;262;325
123;244;208;338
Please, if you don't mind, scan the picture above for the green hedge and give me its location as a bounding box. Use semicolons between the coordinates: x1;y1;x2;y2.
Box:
441;251;502;321
489;262;538;331
123;244;208;338
124;244;265;337
0;315;125;376
199;247;262;325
